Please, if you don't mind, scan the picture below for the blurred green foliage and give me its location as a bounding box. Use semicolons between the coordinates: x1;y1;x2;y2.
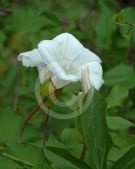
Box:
0;0;135;169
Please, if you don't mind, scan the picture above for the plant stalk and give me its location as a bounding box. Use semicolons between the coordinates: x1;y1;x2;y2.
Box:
80;144;87;161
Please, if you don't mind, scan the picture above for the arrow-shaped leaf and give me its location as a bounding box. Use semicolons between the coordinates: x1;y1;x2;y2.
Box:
46;146;91;169
79;92;109;169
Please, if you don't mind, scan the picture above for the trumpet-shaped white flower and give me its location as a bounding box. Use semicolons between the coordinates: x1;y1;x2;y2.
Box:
18;33;104;90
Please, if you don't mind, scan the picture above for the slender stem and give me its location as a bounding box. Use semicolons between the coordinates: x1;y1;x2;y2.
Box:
19;106;40;143
80;144;87;161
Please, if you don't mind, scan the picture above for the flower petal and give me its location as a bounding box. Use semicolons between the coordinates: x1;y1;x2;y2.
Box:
74;48;102;65
51;76;71;89
38;40;62;74
86;62;104;90
37;65;51;84
53;33;84;64
38;40;61;63
18;49;42;67
38;40;79;87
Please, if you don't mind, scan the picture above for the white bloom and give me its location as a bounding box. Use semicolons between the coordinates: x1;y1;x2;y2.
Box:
18;33;104;90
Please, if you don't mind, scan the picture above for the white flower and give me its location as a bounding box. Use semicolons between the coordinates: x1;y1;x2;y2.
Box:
18;33;104;90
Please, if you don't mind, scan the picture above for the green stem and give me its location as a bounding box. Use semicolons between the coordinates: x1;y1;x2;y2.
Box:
80;144;87;161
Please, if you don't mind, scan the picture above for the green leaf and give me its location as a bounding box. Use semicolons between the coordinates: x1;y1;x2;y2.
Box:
118;7;135;44
112;10;126;25
46;146;91;169
106;85;129;109
6;143;51;168
0;156;20;169
42;11;60;24
79;92;109;169
46;135;66;148
104;64;135;88
32;152;53;169
51;164;76;169
61;128;83;146
21;124;41;142
46;135;82;162
9;32;31;52
124;7;135;26
111;147;135;169
51;92;79;116
106;116;134;130
0;106;39;143
63;82;81;95
0;107;22;143
96;2;116;49
6;7;44;33
1;65;18;94
108;131;135;163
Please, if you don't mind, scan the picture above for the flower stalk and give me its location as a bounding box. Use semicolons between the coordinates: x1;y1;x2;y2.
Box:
80;144;87;160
